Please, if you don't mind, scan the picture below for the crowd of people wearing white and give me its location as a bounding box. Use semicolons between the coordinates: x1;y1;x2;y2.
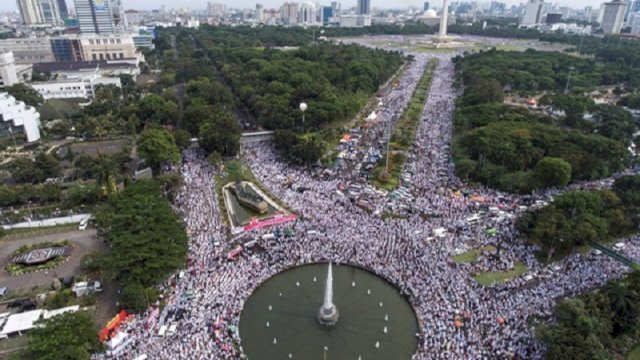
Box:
96;50;640;360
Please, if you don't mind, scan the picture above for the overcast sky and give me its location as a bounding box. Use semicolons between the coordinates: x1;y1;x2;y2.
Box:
2;0;609;12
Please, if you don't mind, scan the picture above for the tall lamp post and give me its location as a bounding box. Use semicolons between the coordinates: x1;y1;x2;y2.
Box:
299;102;308;129
564;66;575;95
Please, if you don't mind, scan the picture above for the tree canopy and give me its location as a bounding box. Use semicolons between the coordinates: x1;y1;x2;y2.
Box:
518;175;640;258
136;128;181;172
452;49;635;193
95;180;187;311
14;312;103;360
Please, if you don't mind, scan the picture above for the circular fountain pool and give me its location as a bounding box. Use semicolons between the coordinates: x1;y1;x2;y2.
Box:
238;263;419;360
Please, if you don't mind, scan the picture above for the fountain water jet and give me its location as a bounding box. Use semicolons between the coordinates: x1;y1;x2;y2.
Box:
317;263;339;326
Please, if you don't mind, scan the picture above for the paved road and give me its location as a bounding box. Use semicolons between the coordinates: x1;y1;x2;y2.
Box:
0;229;104;292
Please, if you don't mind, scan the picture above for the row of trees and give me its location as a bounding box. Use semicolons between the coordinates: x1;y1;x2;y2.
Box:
538;272;640;359
178;26;405;164
518;175;640;259
94;180;188;312
452;49;635;193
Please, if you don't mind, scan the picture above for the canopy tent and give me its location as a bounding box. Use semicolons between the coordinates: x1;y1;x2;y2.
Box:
0;309;43;336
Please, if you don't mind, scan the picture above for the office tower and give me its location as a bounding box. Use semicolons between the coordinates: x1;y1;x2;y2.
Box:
601;1;628;34
39;0;63;25
299;1;316;23
16;0;63;26
520;0;544;26
57;0;69;19
16;0;41;25
74;0;115;34
424;2;430;11
357;0;370;15
256;3;265;22
281;2;300;23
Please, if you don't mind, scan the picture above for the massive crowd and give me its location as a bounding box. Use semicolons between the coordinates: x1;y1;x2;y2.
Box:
98;50;640;360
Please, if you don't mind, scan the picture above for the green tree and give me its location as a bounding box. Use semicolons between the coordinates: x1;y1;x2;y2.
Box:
20;312;103;360
137;128;181;172
173;129;193;150
95;180;187;289
5;84;44;106
120;283;148;313
198;109;241;156
532;157;572;189
603;280;640;335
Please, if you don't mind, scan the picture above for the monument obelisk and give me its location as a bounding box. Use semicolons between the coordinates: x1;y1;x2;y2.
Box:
438;0;449;42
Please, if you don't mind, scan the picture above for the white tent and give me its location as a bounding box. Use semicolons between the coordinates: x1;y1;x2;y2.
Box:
366;111;377;121
0;310;43;336
43;305;80;320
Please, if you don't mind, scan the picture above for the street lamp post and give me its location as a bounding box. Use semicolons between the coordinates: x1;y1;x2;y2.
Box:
564;66;575;95
299;102;308;129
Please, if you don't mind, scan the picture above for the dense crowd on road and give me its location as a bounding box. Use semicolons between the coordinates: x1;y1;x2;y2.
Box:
96;48;640;360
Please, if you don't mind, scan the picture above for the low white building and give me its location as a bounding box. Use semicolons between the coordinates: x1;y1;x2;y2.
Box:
0;52;33;88
0;92;41;143
30;74;122;100
339;14;372;27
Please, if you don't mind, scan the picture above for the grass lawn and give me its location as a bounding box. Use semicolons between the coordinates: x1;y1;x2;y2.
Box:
37;98;84;121
474;261;528;287
451;245;497;264
628;345;640;360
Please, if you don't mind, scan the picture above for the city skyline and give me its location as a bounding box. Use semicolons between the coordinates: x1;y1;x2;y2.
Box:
2;0;616;12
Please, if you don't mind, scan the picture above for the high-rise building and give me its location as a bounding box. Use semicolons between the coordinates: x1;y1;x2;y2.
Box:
256;3;265;22
520;0;544;27
321;6;332;24
16;0;63;26
601;1;628;34
207;2;227;16
584;6;592;21
299;1;316;23
16;0;42;25
57;0;69;20
424;2;430;11
281;2;299;23
331;1;340;15
74;0;115;34
39;0;63;25
357;0;370;15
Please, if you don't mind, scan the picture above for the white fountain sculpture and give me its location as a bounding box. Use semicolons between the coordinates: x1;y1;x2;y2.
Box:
317;263;339;326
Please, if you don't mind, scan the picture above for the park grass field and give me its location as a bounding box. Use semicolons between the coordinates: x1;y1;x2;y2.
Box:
451;245;497;264
474;261;528;287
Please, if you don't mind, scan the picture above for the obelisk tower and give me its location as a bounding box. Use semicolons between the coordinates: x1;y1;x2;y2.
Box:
439;0;449;39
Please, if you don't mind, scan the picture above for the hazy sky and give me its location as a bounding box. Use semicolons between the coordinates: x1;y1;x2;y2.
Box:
1;0;609;12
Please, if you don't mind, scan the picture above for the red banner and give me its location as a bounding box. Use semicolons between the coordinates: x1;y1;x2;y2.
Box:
243;213;297;232
99;310;127;342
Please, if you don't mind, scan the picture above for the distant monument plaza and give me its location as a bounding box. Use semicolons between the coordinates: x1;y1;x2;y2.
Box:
239;263;419;360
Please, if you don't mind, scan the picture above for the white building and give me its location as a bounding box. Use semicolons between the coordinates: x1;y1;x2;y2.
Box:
0;37;55;64
30;74;121;100
299;1;317;24
339;14;372;27
16;0;63;26
0;92;41;143
0;52;19;87
75;0;116;34
520;0;544;27
601;1;628;34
